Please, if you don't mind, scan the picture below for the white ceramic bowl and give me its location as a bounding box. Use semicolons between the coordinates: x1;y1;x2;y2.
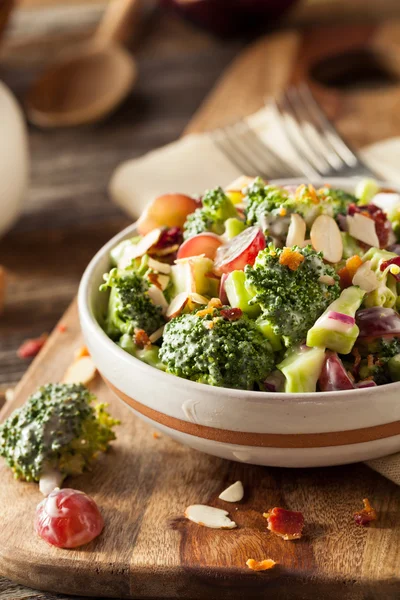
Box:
78;178;400;468
0;81;29;238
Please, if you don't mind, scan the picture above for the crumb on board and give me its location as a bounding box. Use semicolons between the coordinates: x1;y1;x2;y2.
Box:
17;333;48;359
57;323;67;333
153;431;161;439
354;498;377;527
246;558;276;572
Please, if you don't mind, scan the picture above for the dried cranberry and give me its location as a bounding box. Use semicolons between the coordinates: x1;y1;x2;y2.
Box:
154;227;183;250
220;308;243;321
17;334;48;359
354;499;377;527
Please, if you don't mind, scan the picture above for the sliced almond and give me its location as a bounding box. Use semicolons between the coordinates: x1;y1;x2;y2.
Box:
0;266;7;315
166;292;190;319
225;175;257;193
62;356;97;385
151;244;179;257
189;293;209;304
352;260;380;292
149;325;165;343
318;275;336;285
147;285;168;314
310;215;343;263
119;229;163;268
185;505;237;529
286;213;306;248
347;213;379;247
147;257;171;274
219;481;244;503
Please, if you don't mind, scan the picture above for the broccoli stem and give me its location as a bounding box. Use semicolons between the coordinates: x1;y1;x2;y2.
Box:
224;270;260;317
224;218;247;239
306;286;365;354
277;346;326;393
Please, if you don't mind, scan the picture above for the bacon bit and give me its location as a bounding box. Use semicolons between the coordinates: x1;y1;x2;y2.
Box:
347;370;355;384
148;272;162;290
354;498;377;526
74;345;90;361
17;333;48;359
279;247;305;271
348;204;391;248
279;207;287;217
57;323;67;333
220;308;243;321
264;507;305;540
0;266;7;315
134;328;152;349
152;431;161;439
246;558;276;572
367;354;374;369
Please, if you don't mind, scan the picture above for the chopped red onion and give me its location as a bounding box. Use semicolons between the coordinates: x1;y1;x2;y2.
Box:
264;371;285;393
327;311;355;326
354;381;377;389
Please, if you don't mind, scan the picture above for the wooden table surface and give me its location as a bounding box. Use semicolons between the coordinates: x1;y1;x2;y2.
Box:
2;1;400;599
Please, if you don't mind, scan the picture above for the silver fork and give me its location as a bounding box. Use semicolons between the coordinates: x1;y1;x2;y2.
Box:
211;119;298;180
271;83;376;179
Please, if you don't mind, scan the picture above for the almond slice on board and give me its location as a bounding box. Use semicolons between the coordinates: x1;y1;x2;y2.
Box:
219;481;244;502
286;214;306;248
310;215;343;263
185;505;237;529
62;356;97;386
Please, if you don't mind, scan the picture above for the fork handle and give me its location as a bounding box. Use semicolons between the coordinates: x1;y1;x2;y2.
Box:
94;0;143;46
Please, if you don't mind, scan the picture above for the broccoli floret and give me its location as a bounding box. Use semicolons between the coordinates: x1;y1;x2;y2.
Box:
159;303;275;389
183;187;237;240
101;267;165;338
245;179;289;231
0;383;118;486
317;186;358;217
245;245;340;347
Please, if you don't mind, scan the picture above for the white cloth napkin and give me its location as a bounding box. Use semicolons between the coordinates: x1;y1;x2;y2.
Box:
109;106;400;485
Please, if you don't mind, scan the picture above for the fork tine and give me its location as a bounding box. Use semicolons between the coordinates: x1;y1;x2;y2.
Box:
270;97;320;180
211;128;258;177
298;83;359;169
286;86;344;173
224;125;277;180
232;121;299;178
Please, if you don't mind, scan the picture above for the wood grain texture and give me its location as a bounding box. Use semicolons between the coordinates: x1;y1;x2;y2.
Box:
0;5;400;600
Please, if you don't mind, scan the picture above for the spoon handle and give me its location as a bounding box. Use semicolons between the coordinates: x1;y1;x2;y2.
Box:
94;0;144;46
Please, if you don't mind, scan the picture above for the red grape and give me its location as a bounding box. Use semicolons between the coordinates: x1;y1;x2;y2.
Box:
214;226;265;274
318;351;354;392
356;307;400;339
35;488;104;549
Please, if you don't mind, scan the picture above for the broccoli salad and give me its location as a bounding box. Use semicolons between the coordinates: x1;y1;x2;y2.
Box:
100;176;400;393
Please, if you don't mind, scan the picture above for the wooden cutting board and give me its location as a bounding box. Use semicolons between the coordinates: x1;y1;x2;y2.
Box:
2;23;400;600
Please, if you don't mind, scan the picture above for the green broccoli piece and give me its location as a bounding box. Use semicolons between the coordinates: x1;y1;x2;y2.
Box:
245;179;289;231
159;304;275;390
362;247;398;309
0;383;118;486
341;232;364;259
101;268;165;338
316;186;358;217
358;337;400;384
183;187;238;240
245;245;340;347
119;333;166;370
388;353;400;381
110;236;142;267
306;286;365;354
355;178;380;206
277;346;326;393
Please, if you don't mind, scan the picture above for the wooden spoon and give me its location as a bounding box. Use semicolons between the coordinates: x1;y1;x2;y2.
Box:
26;0;142;128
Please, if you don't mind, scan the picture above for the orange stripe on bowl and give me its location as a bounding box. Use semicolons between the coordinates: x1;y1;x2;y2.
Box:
104;378;400;449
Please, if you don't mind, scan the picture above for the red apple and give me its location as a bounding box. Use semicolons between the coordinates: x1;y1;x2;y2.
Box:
214;226;265;274
177;232;222;260
219;273;229;305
